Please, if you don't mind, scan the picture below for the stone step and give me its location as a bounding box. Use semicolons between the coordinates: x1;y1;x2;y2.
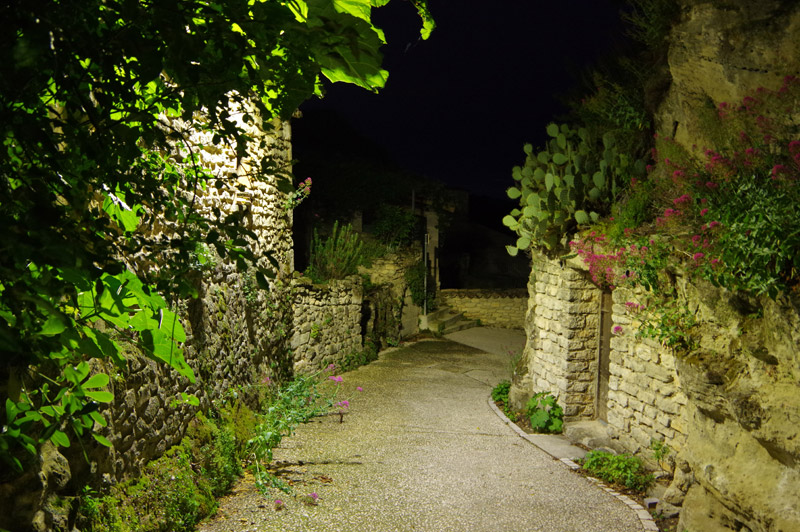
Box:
440;318;480;335
421;306;476;333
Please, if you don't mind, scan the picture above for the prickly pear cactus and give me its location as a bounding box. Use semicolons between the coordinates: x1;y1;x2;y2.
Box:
502;123;645;255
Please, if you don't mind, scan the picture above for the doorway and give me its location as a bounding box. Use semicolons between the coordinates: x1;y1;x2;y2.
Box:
596;290;612;421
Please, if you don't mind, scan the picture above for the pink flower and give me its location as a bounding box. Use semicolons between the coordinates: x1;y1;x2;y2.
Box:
708;221;720;229
700;208;709;216
328;363;336;371
693;252;705;261
356;386;363;392
613;326;623;334
262;375;271;384
329;376;343;383
336;400;350;409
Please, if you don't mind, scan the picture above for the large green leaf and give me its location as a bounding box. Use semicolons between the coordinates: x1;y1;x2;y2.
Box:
574;210;590;224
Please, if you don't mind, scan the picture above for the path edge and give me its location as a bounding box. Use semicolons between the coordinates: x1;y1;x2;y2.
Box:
487;396;659;532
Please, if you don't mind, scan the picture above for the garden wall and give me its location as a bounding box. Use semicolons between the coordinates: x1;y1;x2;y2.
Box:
511;250;800;532
1;108;354;531
439;289;526;329
508;254;601;421
290;276;364;374
359;249;422;338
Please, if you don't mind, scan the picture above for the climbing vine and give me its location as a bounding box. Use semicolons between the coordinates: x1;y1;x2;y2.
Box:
0;0;433;474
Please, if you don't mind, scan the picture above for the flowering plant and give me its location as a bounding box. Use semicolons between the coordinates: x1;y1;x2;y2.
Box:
284;177;312;210
248;362;360;494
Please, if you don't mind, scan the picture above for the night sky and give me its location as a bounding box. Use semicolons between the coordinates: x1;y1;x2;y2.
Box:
295;0;627;199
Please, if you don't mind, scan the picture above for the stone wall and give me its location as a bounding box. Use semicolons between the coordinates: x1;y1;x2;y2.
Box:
1;104;341;531
359;249;422;338
290;277;364;374
606;286;689;454
511;248;800;531
439;289;526;329
509;253;600;421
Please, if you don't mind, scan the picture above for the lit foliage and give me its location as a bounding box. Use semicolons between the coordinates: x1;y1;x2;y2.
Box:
0;0;433;473
503;123;646;254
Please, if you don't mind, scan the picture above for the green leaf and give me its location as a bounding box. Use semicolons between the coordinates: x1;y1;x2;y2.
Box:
39;315;67;336
552;153;568;165
537;151;550;164
546;123;559;137
516;236;531;249
574;210;590;224
505;245;519;257
507;187;522;200
84;390;114;403
545;173;554;192
92;433;113;447
50;430;70;448
82;373;109;389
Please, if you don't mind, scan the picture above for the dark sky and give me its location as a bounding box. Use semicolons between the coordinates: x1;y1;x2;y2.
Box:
296;0;626;199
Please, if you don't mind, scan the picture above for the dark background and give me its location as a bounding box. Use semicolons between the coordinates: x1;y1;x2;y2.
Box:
291;0;628;287
294;0;625;198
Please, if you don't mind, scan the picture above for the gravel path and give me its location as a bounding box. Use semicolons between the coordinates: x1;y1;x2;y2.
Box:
197;338;643;532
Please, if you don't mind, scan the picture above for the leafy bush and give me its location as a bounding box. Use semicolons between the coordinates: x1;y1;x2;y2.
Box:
405;260;436;310
372;205;418;248
491;380;512;403
525;391;563;433
581;450;654;492
305;221;366;283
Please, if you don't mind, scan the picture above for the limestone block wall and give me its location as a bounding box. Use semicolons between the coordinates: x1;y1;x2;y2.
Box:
439;289;526;329
510;253;600;421
606;286;689;454
359;249;421;338
290;277;364;374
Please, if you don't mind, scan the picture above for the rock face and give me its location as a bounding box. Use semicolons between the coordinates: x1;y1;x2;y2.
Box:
673;283;800;532
656;2;800;530
658;0;800;149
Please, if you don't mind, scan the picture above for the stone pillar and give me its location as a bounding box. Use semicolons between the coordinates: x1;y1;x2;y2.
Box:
511;252;599;421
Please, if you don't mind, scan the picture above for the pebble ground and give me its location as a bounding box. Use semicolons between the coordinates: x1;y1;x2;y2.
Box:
197;337;644;532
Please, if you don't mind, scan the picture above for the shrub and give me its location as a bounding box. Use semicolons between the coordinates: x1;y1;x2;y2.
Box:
372;205;417;248
525;391;563;433
405;260;436;310
491;380;512;403
581;450;654;492
305;221;366;283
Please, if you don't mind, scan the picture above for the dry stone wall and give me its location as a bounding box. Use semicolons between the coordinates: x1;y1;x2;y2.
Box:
512;247;800;532
0;103;367;531
509;253;599;421
439;289;526;329
359;249;421;338
607;286;689;454
290;277;364;374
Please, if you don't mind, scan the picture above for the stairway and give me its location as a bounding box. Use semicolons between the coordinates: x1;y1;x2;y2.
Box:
421;306;480;335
